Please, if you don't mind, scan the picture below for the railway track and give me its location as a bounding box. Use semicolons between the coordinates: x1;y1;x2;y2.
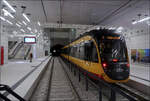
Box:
60;57;150;101
30;57;81;101
29;57;149;101
114;83;150;101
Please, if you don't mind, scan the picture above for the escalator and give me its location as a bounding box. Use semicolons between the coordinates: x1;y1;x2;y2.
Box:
24;45;31;60
8;42;19;56
8;41;17;53
8;42;24;59
14;44;31;59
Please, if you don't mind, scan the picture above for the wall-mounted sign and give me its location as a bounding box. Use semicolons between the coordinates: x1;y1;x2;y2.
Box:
24;37;36;44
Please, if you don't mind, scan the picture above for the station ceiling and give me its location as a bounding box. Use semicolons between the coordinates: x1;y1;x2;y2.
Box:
2;0;150;43
7;0;149;25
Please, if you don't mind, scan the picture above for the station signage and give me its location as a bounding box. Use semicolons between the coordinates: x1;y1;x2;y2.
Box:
24;37;36;44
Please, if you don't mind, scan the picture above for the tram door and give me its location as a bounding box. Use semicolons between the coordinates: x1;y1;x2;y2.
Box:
84;41;92;66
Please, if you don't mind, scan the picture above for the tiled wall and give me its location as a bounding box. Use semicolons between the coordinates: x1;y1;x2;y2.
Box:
126;33;150;62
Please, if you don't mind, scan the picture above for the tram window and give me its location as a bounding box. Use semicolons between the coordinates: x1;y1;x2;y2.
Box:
72;47;75;57
84;41;98;62
63;48;67;54
84;41;92;61
91;42;98;62
68;47;71;55
75;44;80;58
80;45;85;59
73;46;77;57
67;48;69;54
78;44;81;58
70;47;73;56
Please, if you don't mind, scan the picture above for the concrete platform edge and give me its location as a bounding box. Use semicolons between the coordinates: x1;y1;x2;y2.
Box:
125;79;150;96
24;57;51;100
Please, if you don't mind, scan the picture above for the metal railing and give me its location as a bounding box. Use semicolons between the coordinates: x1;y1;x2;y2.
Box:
9;41;17;51
24;45;31;60
0;84;25;101
61;57;140;101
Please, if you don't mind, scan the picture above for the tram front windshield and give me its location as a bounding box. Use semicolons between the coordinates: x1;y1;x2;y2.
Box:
100;39;128;62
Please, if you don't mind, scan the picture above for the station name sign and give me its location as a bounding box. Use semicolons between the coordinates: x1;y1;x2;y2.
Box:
24;37;36;44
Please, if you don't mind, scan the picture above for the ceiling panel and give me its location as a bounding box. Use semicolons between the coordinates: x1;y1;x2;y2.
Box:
43;1;60;23
3;0;150;38
9;0;45;22
42;0;127;24
101;0;150;31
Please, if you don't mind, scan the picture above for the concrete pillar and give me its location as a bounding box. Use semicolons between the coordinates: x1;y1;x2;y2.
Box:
35;35;44;58
0;25;1;65
0;24;8;64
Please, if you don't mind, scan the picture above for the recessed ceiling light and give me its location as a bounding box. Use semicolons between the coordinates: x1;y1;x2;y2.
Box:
132;17;150;25
16;23;21;27
35;29;37;33
20;29;25;32
18;21;22;25
96;27;100;30
38;21;41;26
23;13;30;22
109;27;116;30
27;27;31;31
3;0;16;12
132;21;138;25
138;17;150;23
22;21;27;25
6;20;13;25
116;26;124;33
0;16;6;21
2;9;14;18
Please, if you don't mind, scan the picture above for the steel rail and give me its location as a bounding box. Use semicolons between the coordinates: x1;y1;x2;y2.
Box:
58;58;81;101
46;58;55;101
114;83;149;101
28;57;53;100
61;57;149;101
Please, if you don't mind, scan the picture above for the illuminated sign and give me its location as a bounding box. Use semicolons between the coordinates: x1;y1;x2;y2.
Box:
24;37;36;44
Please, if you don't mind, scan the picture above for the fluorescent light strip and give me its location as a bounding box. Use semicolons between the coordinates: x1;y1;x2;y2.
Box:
23;13;30;22
132;17;150;25
35;29;37;33
20;29;25;32
0;16;6;21
16;23;21;27
27;27;31;31
38;21;41;26
22;21;27;25
2;9;14;18
3;0;16;12
132;21;138;25
6;20;13;25
109;27;116;30
138;17;150;23
18;21;22;25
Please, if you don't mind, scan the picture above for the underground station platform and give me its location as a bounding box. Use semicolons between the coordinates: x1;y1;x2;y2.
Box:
0;0;150;101
0;56;149;101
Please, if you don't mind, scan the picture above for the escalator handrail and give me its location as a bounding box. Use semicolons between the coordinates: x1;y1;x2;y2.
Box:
24;46;31;60
9;42;17;50
9;42;24;58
